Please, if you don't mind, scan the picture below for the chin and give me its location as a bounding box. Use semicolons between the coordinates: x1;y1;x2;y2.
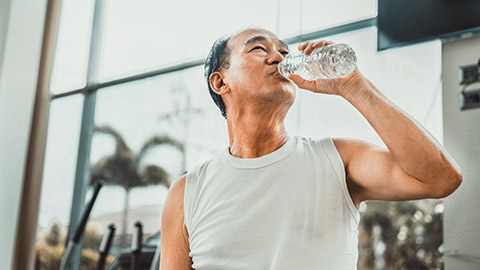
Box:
272;85;296;105
283;84;297;98
286;90;296;106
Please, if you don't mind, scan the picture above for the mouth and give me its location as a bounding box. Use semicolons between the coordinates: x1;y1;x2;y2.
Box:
271;69;283;76
271;69;290;81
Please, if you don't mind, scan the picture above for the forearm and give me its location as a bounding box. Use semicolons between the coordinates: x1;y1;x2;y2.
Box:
340;73;462;186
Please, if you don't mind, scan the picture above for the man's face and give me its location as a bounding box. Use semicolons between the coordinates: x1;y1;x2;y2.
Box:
221;29;297;110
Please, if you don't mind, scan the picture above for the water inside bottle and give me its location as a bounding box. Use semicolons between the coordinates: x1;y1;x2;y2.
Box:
278;43;357;80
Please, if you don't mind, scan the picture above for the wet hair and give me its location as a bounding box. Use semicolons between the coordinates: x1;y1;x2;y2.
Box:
204;36;232;120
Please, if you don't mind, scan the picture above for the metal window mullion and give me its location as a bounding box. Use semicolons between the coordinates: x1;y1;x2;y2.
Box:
66;0;106;268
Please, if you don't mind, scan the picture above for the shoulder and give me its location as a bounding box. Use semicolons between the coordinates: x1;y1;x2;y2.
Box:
163;174;187;215
161;174;189;246
162;174;187;232
331;137;382;165
160;174;193;269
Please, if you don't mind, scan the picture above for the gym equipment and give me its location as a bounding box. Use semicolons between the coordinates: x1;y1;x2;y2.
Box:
105;230;159;270
96;224;116;270
131;221;143;270
60;180;104;270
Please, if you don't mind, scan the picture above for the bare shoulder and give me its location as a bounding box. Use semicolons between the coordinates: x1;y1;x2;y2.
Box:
331;137;381;163
331;137;385;209
160;174;193;270
162;174;187;223
167;175;187;202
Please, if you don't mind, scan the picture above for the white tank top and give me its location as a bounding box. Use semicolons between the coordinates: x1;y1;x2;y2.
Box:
184;135;360;270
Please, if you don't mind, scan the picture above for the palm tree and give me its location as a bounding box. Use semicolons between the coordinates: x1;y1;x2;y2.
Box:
89;125;184;248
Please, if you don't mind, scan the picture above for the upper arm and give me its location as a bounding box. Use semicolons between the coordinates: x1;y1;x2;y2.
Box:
160;175;193;270
333;138;445;205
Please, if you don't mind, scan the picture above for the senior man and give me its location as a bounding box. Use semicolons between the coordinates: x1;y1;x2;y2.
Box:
159;28;462;270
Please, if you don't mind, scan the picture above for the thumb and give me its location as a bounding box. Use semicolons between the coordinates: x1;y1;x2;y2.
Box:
287;73;314;90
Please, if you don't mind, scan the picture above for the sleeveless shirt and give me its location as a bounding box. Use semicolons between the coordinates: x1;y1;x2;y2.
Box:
184;135;360;270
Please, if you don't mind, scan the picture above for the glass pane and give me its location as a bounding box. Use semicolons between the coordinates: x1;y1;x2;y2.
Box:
83;66;228;268
287;27;444;269
277;0;377;38
50;0;94;94
180;0;279;62
278;0;302;38
35;94;84;268
99;0;279;81
99;0;189;80
301;0;376;34
178;66;229;167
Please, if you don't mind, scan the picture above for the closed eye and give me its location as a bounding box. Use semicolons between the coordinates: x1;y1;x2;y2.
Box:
250;46;289;56
251;46;266;52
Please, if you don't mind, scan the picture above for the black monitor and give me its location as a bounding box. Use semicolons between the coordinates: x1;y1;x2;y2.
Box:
377;0;480;51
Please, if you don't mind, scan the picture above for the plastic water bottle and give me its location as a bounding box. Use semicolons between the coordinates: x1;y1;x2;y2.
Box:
278;43;357;80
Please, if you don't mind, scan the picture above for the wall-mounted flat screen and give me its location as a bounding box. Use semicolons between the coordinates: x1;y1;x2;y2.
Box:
377;0;480;51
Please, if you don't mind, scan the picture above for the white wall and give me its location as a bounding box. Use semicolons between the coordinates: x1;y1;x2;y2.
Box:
0;0;47;269
0;0;12;74
442;34;480;269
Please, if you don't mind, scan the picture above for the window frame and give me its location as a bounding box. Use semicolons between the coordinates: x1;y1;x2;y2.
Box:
35;0;377;267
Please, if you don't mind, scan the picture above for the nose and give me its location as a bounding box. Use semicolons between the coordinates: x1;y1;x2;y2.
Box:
266;49;285;65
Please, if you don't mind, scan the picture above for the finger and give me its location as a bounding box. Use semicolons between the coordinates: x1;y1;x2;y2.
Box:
321;40;335;48
298;41;311;52
304;42;314;55
305;41;327;55
287;73;315;90
305;40;336;55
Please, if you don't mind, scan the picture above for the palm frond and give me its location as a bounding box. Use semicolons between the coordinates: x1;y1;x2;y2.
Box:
90;126;180;191
137;135;184;164
89;153;140;190
139;165;171;188
94;125;131;155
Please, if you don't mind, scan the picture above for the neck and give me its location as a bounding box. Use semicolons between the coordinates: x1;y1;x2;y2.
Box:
226;108;289;159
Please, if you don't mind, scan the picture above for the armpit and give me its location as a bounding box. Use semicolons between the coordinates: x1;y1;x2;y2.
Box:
182;222;192;260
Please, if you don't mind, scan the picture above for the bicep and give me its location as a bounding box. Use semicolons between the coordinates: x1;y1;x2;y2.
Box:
335;138;442;203
160;175;193;270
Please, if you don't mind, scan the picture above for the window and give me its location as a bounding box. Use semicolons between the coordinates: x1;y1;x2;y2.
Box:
35;95;84;267
36;0;444;269
49;0;94;94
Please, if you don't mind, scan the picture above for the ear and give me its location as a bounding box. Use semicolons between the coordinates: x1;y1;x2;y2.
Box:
209;72;230;95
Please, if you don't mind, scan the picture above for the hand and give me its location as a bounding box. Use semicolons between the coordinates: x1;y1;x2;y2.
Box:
286;40;364;97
